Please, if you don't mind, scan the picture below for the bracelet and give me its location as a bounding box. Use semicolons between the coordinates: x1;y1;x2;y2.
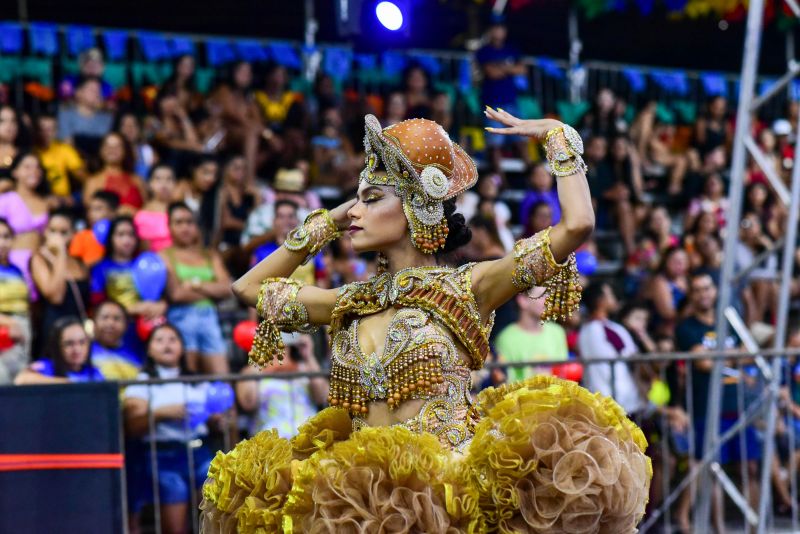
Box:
511;227;582;323
283;208;342;265
251;277;317;367
544;125;588;178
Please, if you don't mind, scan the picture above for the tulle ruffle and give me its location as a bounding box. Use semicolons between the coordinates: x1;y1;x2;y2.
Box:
200;377;651;534
468;375;652;533
283;426;484;533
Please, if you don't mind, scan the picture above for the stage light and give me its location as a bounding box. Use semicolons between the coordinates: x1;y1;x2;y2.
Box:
375;1;403;31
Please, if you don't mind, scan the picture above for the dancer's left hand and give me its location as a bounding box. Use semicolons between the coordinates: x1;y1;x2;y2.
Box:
484;107;562;141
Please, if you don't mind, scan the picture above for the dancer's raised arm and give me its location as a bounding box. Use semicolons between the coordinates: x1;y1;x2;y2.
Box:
231;198;355;366
472;108;595;322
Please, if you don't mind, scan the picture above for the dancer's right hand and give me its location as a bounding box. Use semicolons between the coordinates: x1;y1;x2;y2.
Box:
330;198;358;231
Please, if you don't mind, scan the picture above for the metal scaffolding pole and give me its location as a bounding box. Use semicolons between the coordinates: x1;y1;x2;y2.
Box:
695;0;765;529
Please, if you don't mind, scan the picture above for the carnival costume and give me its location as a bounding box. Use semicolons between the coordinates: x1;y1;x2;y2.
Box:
200;115;651;533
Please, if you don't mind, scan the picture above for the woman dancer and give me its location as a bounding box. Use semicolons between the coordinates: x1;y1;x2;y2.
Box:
202;109;651;533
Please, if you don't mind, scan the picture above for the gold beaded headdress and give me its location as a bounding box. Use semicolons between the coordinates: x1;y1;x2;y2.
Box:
360;115;478;253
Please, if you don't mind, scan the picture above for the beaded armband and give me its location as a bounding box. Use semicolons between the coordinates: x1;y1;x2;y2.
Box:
544;125;589;178
249;277;317;367
283;209;342;265
511;227;582;322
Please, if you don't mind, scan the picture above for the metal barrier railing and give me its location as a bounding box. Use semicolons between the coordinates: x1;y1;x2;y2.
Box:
14;345;797;533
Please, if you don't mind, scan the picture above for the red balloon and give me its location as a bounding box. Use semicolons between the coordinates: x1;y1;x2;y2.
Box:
233;320;258;352
0;326;13;351
552;362;583;383
136;316;166;341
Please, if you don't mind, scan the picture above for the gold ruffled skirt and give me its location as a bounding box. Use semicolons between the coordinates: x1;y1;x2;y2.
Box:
200;376;652;533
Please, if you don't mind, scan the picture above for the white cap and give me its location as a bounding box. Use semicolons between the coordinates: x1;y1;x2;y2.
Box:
773;119;792;136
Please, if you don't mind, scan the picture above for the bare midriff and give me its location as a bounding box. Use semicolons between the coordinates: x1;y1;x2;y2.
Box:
12;231;40;251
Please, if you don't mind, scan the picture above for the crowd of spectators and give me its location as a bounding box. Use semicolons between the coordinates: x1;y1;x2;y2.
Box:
0;17;798;533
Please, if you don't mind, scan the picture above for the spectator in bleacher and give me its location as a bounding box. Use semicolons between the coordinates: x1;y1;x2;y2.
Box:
737;211;779;325
675;272;754;531
91;216;168;323
237;332;327;438
644;246;689;336
15;316;102;384
56;77;114;150
151;86;205;161
217;155;258;251
58;48;114;103
123;323;212;534
523;200;554;238
117;113;156;179
0;152;52;297
31;209;90;347
476;15;529;170
69;190;118;267
209;61;262;182
608;136;644;254
382;91;408;128
134;164;176;253
463;215;506;262
240;166;320;246
161;202;232;374
255;63;302;134
0;217;31;384
0;106;23;178
519;162;561;227
631;102;689;197
84;132;147;214
745;181;785;241
695;95;732;158
402;64;432;119
34;114;86;202
581;88;629;139
91;300;142;380
496;290;568;383
646;205;679;256
161;54;202;116
685;210;721;271
174;155;220;244
476;173;514;251
309;106;360;190
578;282;646;415
431;91;454;136
684;172;728;232
693;233;723;288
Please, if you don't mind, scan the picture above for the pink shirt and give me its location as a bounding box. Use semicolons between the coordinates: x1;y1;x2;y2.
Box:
134;211;172;252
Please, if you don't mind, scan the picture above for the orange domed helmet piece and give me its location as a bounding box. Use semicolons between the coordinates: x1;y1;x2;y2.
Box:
360;114;479;254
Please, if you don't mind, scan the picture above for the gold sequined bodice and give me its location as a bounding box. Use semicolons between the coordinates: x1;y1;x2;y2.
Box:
327;264;494;451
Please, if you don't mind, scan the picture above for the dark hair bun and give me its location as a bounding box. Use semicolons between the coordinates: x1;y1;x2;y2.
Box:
440;198;471;254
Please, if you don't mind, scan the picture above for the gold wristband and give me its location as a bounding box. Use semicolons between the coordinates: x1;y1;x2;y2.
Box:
283;208;342;264
544;125;588;178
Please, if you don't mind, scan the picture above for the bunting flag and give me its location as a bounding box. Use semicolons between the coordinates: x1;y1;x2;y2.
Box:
66;25;95;56
323;47;353;81
236;40;269;62
623;67;647;93
382;51;407;79
651;70;689;95
700;72;727;96
102;30;128;61
268;43;301;69
138;32;169;62
170;37;195;57
536;57;566;80
29;23;59;56
206;39;236;66
0;22;23;54
408;53;442;76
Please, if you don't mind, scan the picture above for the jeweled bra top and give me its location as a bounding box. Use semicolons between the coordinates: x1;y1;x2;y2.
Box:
327;264;495;421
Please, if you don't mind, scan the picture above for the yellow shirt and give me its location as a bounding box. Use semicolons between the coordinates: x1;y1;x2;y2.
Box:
37;142;84;197
255;91;298;125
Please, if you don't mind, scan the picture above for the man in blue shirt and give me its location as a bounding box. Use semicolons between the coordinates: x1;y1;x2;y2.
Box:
91;300;144;380
475;16;530;169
